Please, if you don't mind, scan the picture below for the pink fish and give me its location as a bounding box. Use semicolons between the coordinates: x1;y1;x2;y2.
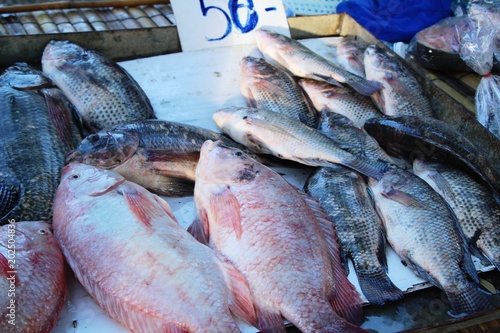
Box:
191;140;368;333
0;221;66;333
53;163;256;333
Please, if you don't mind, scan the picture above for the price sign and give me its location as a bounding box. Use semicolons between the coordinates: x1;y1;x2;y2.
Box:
171;0;290;51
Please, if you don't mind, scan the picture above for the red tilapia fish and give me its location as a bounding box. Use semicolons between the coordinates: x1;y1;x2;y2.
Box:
53;163;256;333
191;140;368;333
0;221;66;333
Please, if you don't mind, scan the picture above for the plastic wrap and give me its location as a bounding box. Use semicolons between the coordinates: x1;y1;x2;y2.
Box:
459;1;500;140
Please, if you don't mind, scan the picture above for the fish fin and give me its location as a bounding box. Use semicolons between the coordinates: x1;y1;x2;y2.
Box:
381;188;426;208
209;185;243;239
121;188;162;228
255;306;286;333
215;253;257;327
299;190;364;324
313;73;343;87
146;150;199;164
0;183;22;221
465;228;492;267
42;88;81;151
245;133;273;155
347;79;383;96
340;249;350;276
253;78;291;97
342;157;392;181
356;268;403;305
149;177;195;197
0;253;18;286
187;215;209;244
428;170;456;201
446;282;492;317
153;195;177;222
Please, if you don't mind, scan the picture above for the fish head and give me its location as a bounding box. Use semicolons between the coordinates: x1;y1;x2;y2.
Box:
213;106;254;143
239;56;273;79
66;130;140;169
59;163;126;199
364;45;400;76
0;221;55;252
0;63;53;90
42;40;96;78
197;140;261;184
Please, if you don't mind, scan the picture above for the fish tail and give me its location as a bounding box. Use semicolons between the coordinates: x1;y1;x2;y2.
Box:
446;283;492;317
0;183;21;222
342;157;394;180
347;79;383;96
356;268;403;305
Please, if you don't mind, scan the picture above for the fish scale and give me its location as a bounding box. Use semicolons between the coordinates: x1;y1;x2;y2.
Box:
414;158;500;272
42;40;156;133
369;168;492;316
0;66;82;224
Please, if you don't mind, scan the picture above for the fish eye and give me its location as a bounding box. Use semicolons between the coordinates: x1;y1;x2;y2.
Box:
81;53;90;61
38;229;47;234
70;174;79;179
87;134;100;143
235;151;243;157
243;116;248;120
115;159;122;163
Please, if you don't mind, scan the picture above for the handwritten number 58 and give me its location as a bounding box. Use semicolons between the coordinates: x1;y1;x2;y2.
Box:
199;0;259;41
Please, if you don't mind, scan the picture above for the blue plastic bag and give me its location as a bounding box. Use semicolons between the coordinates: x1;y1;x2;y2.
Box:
337;0;452;42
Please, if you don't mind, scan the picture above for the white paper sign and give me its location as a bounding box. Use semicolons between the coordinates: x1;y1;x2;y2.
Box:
171;0;290;51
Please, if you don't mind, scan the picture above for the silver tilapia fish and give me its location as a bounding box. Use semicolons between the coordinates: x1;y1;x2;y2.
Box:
0;221;66;333
335;36;367;78
192;140;367;333
53;163;256;333
0;63;83;225
213;106;393;180
316;111;395;164
414;158;500;271
304;165;403;305
253;29;382;96
42;40;156;132
369;168;492;316
240;56;317;127
298;78;382;128
364;45;434;117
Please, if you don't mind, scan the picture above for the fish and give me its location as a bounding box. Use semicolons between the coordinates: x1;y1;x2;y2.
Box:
52;163;257;333
253;29;382;96
335;36;367;78
0;64;83;225
316;111;396;165
191;140;368;333
364;45;434;117
369;168;492;316
213;106;394;180
0;221;66;333
298;78;382;128
240;56;317;127
41;40;156;133
363;115;500;196
304;165;403;305
66;119;287;197
413;158;500;271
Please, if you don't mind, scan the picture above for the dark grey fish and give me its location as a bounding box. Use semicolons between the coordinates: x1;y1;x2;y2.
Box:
240;56;317;127
0;64;83;224
369;168;492;316
316;111;395;165
66;119;273;197
414;158;500;271
364;115;500;197
41;40;156;133
304;166;403;305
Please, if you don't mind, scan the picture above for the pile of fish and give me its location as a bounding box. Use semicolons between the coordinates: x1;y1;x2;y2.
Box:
1;26;499;333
